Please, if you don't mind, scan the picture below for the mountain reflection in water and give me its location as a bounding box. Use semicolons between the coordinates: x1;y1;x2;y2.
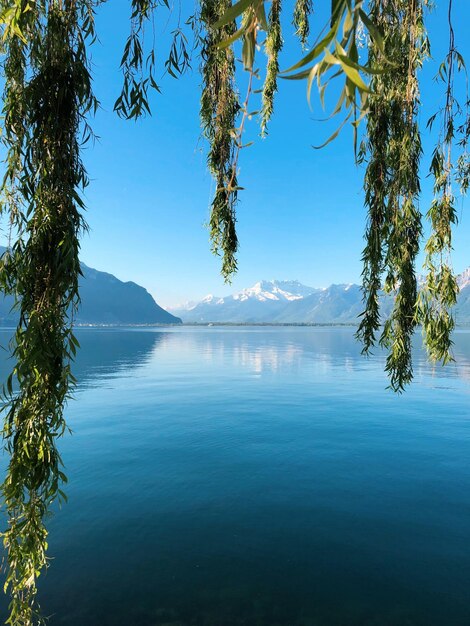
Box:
0;327;469;626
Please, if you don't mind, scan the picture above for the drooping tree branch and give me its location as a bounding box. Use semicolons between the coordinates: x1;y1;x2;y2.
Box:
356;0;427;391
0;1;96;622
419;0;465;365
261;0;283;135
356;0;391;355
378;0;425;391
0;1;469;622
200;0;240;281
293;0;312;49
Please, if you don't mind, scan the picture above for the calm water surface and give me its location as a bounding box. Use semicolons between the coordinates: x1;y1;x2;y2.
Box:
1;326;470;625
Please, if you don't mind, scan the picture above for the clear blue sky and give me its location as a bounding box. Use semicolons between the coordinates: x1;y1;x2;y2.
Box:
9;2;470;307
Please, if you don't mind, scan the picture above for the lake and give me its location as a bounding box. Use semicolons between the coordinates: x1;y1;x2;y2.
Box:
1;326;470;625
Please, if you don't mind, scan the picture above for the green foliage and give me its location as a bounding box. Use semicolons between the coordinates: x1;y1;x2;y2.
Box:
357;0;427;392
114;0;195;119
0;1;469;623
355;0;467;391
281;1;376;151
261;0;282;135
419;4;467;366
292;0;312;49
0;0;95;622
200;0;240;280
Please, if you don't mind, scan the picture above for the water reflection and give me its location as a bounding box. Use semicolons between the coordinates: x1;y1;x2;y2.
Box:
153;327;367;373
2;327;470;390
73;329;165;388
145;327;470;387
0;327;469;625
0;328;166;392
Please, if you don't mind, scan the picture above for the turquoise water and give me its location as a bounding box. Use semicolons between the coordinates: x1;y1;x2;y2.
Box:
1;326;470;625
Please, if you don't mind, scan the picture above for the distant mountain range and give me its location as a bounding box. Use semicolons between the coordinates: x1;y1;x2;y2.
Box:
2;243;468;326
170;271;470;324
0;247;181;326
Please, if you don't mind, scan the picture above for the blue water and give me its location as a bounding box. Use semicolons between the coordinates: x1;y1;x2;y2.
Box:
1;326;470;625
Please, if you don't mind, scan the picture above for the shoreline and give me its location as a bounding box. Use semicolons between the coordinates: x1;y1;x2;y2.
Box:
1;322;470;329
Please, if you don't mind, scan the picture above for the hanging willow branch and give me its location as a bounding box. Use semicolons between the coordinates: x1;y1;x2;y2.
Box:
356;1;391;355
356;0;427;392
292;0;312;49
418;0;464;364
261;0;282;135
115;0;161;119
200;0;240;280
379;2;424;392
0;1;469;623
114;0;194;119
0;1;96;623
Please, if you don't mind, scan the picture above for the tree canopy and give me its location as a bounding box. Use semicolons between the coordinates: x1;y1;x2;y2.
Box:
0;0;468;623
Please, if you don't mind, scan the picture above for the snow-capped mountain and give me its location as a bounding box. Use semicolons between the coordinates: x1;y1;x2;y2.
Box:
177;280;321;312
171;280;320;322
457;267;470;290
170;279;366;323
232;280;321;302
171;270;470;324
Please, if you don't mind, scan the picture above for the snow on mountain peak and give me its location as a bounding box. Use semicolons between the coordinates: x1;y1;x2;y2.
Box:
458;267;470;290
202;294;215;303
231;280;318;303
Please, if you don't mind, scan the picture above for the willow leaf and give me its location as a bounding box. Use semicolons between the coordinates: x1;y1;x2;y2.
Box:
214;0;254;28
282;26;337;74
312;111;352;148
217;25;246;49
